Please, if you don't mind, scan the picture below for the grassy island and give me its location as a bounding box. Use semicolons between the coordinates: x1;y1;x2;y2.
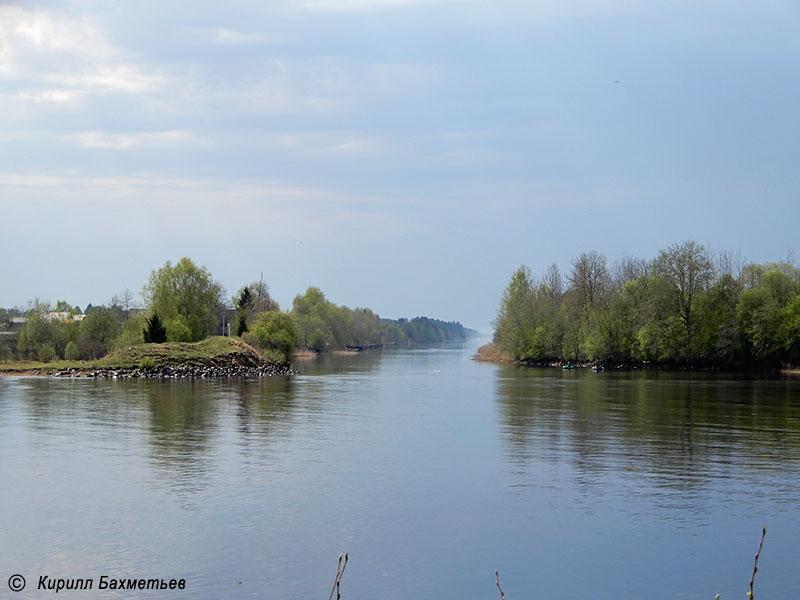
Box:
0;337;281;377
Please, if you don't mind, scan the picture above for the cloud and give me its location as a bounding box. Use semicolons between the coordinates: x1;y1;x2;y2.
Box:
62;129;211;150
213;28;268;44
10;8;109;57
0;172;420;243
0;6;164;103
333;138;378;153
302;0;426;10
15;88;80;104
44;65;164;94
253;131;395;157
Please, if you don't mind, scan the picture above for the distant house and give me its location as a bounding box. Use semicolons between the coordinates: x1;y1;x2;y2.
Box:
44;312;71;322
44;312;86;322
10;317;27;328
10;313;86;326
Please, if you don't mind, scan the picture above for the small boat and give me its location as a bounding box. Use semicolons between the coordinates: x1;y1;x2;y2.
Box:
562;365;576;370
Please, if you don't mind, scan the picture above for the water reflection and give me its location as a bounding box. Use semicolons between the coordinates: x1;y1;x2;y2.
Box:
495;367;800;517
293;347;385;376
3;347;800;599
141;380;220;498
5;376;303;501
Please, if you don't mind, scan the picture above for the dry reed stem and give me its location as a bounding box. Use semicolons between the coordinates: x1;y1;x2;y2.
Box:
328;552;349;600
747;527;766;600
495;570;505;600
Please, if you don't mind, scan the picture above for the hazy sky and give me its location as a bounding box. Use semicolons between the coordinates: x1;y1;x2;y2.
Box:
2;0;798;330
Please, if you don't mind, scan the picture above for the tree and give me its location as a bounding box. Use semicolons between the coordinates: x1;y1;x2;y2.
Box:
695;273;743;365
251;311;299;364
111;288;136;312
77;306;121;358
292;287;336;347
249;278;279;313
652;241;714;355
493;266;538;360
142;258;225;342
613;255;649;289
737;268;799;366
16;302;76;360
143;313;167;344
65;341;80;361
542;263;563;300
781;295;800;363
234;286;254;336
568;251;611;317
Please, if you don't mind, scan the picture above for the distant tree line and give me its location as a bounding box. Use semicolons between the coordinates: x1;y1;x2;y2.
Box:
290;286;475;352
0;258;474;364
493;241;800;369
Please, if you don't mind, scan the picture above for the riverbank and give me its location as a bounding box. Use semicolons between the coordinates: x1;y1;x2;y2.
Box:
471;342;514;363
473;343;799;374
0;337;295;378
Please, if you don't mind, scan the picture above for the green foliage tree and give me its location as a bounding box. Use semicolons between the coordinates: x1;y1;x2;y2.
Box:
77;306;120;359
16;303;77;360
695;274;743;365
310;328;327;352
735;268;800;367
290;286;472;351
165;315;192;342
116;311;147;348
64;340;80;361
251;311;300;363
142;258;225;342
781;295;800;360
38;342;56;363
652;240;714;359
493;266;539;360
491;244;800;369
292;287;337;348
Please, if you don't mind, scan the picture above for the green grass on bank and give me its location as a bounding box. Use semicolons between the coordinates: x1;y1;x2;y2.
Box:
0;337;264;373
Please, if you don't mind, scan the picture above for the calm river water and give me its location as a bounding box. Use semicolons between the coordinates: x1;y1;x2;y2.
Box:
2;338;800;599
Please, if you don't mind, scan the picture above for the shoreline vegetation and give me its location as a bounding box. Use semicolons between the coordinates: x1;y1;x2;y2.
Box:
489;241;800;374
473;342;800;375
0;257;477;377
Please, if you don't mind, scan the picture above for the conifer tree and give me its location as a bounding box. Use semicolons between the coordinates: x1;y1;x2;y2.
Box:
143;313;167;344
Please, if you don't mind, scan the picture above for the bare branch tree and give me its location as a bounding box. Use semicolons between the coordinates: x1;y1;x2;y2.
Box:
613;254;649;289
542;263;563;299
568;251;611;316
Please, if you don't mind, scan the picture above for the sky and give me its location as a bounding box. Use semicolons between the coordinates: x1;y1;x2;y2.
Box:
1;0;798;331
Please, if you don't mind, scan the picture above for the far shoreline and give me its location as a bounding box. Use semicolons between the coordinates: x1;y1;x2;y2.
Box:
472;343;800;375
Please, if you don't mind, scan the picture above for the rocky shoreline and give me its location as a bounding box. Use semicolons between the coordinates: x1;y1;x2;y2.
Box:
48;363;297;379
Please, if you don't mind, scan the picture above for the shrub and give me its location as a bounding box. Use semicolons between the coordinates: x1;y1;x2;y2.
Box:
38;343;56;363
251;311;299;364
117;312;146;348
64;341;80;361
260;348;287;364
139;357;157;369
310;329;327;353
